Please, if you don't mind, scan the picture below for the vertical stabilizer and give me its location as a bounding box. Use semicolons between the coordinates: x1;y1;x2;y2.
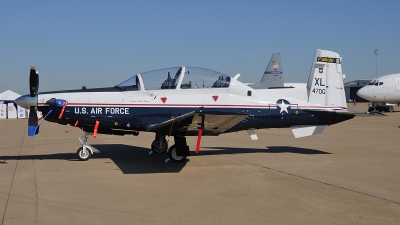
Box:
307;49;346;107
249;52;283;89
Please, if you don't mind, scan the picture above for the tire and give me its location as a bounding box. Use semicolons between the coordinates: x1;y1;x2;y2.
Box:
76;147;91;161
167;145;187;163
151;139;168;155
389;106;394;112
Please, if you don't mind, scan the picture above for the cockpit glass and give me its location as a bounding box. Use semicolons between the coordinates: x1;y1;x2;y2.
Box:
140;67;183;90
180;67;230;89
368;79;376;85
367;79;383;86
115;75;140;91
116;67;231;91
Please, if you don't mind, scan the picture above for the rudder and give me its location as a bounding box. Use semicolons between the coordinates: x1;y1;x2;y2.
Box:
307;49;346;107
249;52;283;89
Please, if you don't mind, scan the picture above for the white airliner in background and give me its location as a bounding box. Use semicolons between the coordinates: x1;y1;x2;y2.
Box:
357;73;400;112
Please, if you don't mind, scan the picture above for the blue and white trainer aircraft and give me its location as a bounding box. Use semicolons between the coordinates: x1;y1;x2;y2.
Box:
15;49;374;163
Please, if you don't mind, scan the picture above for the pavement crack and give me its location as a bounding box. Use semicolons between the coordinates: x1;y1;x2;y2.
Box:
1;126;27;225
226;156;400;205
33;146;39;225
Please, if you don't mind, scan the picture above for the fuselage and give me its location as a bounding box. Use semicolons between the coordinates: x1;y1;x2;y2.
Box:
36;88;350;136
357;73;400;102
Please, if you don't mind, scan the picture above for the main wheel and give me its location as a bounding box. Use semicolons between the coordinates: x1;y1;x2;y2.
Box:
167;144;187;163
76;147;92;161
151;139;168;155
389;106;394;112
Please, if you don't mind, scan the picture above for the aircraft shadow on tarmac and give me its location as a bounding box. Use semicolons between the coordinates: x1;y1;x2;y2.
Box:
0;144;330;174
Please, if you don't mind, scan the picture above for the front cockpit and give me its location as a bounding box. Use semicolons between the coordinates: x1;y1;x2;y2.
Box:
116;67;231;91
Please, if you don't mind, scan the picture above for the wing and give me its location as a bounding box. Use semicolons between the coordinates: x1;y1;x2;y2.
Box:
146;109;248;136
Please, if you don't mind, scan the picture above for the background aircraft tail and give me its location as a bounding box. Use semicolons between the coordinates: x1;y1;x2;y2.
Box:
249;52;283;89
307;49;346;107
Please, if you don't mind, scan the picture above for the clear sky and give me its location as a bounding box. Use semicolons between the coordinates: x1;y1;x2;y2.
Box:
1;0;399;94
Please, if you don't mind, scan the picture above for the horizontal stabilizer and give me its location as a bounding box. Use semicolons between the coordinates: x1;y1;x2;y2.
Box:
302;109;386;117
291;125;325;138
332;110;386;116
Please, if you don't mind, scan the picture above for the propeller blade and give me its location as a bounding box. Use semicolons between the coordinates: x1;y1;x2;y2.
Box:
29;66;39;97
28;106;39;136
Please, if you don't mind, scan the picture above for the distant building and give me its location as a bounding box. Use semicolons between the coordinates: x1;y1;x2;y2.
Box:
344;79;371;102
0;90;26;119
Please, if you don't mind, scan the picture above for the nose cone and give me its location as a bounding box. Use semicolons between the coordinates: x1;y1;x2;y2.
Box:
15;94;37;108
357;87;372;101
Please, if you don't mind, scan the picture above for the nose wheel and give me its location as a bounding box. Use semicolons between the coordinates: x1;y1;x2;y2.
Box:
77;132;94;161
76;146;92;161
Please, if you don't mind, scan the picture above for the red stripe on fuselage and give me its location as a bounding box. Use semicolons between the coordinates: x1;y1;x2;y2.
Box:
37;102;346;110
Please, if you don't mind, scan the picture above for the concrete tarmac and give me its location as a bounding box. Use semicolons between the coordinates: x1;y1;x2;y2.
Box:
1;103;400;225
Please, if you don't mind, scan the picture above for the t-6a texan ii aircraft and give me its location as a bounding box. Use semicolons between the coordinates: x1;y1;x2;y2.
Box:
15;49;376;163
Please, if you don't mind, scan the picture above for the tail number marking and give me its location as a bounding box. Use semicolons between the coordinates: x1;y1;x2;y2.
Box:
312;88;326;94
314;78;325;86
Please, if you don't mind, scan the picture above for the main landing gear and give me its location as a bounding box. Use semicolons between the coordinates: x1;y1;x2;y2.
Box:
76;132;93;161
150;134;190;163
150;133;168;155
165;136;190;163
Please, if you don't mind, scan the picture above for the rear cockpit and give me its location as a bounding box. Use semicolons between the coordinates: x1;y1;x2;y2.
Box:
116;67;231;91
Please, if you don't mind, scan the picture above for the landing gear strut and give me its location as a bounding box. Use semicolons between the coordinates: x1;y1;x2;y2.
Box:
77;132;93;161
150;133;168;155
166;136;190;163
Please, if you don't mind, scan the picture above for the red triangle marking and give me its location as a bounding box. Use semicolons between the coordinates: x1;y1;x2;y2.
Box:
161;97;167;103
212;95;218;102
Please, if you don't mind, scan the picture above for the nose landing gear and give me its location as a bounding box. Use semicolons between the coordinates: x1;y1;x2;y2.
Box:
76;132;93;161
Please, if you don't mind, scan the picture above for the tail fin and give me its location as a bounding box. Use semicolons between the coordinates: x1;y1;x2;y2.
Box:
307;49;346;107
249;52;283;89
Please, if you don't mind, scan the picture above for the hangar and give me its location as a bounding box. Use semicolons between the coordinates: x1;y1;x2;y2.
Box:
344;79;371;102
